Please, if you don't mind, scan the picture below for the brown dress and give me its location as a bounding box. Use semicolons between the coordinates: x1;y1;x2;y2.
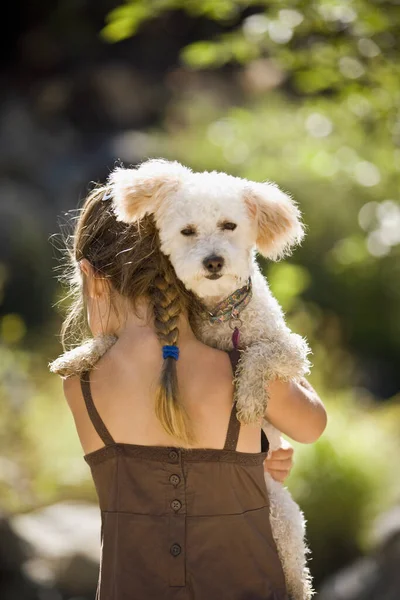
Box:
80;349;290;600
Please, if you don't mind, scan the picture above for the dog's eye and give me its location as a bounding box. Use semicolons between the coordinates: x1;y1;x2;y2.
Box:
181;227;196;236
221;222;237;231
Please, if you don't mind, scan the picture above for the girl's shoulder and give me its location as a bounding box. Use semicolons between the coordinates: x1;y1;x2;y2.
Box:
62;372;84;414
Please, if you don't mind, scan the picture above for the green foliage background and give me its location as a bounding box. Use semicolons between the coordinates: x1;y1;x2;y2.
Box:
1;0;400;590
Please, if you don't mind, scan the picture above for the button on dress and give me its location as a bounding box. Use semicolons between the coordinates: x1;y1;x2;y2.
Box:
80;349;290;600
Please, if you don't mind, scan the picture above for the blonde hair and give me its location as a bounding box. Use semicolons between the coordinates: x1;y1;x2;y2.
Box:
54;185;204;447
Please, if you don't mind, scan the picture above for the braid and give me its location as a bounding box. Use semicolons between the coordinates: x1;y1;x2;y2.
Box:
149;254;196;448
152;271;180;346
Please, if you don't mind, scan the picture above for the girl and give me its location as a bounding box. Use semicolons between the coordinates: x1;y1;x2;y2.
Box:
51;183;326;600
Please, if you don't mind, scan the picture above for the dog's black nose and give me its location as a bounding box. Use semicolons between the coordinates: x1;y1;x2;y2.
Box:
203;255;225;273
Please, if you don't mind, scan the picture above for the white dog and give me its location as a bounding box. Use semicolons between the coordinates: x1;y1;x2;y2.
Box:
109;159;315;600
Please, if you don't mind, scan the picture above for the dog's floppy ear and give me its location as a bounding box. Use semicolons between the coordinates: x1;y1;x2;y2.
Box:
243;181;305;260
109;159;190;223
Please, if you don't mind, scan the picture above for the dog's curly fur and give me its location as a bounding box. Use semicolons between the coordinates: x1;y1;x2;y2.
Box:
49;334;118;377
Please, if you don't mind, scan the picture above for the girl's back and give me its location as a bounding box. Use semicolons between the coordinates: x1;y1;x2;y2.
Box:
63;335;289;600
65;333;265;456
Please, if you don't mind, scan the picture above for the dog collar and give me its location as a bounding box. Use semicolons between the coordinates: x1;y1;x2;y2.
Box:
206;278;252;327
205;278;252;350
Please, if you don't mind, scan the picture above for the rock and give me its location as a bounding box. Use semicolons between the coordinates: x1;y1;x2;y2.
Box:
318;505;400;600
11;500;101;596
0;513;52;600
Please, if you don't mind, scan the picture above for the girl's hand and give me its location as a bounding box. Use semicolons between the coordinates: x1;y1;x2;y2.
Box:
263;439;294;483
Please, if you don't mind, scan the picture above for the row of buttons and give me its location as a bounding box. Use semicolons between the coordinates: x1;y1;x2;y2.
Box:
169;449;183;564
169;450;181;512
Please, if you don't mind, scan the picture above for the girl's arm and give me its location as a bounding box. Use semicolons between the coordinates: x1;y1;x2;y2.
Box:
265;377;327;444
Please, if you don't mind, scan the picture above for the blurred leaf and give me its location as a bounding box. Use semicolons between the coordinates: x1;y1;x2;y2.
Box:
101;4;153;42
182;41;230;68
267;263;311;312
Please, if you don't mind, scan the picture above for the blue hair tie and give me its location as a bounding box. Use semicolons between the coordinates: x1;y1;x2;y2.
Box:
162;345;180;360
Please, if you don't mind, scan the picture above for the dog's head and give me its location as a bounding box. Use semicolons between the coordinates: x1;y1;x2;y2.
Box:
109;159;305;300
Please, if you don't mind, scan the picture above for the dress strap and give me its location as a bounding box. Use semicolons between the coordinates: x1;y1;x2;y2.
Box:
80;370;115;447
223;349;270;453
223;350;242;451
223;402;241;451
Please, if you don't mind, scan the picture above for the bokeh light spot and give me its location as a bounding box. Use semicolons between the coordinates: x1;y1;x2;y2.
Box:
243;14;269;40
1;314;27;344
367;230;390;257
354;161;381;187
339;57;365;80
358;38;380;58
358;202;379;231
268;21;293;44
305;113;333;138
